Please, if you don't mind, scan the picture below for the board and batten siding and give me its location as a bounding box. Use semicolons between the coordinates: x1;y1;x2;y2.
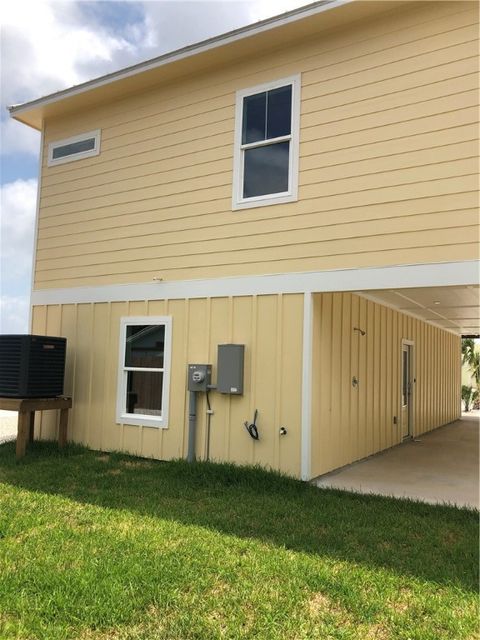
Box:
31;291;460;479
34;1;479;290
31;294;304;477
310;292;461;478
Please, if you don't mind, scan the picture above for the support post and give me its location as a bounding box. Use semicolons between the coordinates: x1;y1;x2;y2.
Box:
187;390;197;462
58;408;68;448
301;292;313;481
16;411;29;459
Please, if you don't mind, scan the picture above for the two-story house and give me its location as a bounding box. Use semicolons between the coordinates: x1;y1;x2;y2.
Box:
9;0;479;480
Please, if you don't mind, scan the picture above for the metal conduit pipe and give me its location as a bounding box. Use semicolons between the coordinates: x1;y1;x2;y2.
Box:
187;390;197;463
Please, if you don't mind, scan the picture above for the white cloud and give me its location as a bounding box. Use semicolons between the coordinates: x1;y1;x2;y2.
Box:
139;0;311;57
0;179;37;333
1;119;41;156
0;295;30;334
244;0;314;21
1;1;139;107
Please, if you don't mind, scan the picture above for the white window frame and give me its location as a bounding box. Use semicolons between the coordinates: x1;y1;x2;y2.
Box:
47;129;101;167
116;316;172;428
232;74;301;210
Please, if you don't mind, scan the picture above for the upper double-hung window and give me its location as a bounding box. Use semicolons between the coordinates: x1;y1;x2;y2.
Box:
233;75;300;210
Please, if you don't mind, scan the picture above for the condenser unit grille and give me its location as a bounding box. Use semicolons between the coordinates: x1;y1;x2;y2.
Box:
0;336;23;395
0;335;67;398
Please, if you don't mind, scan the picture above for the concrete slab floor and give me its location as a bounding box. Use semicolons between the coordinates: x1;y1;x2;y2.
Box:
313;414;479;510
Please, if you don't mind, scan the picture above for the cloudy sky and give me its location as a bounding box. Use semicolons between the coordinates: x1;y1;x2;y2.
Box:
0;0;310;334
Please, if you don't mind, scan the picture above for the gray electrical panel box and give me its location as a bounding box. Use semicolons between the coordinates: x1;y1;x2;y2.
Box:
187;364;212;392
217;344;244;395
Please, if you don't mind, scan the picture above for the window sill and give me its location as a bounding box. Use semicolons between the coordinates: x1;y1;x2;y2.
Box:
116;413;168;428
232;191;297;211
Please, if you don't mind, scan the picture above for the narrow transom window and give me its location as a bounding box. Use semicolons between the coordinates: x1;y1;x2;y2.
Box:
47;129;101;167
116;316;172;428
233;75;300;210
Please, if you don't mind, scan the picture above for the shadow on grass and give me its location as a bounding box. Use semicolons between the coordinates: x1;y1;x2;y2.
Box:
0;440;478;592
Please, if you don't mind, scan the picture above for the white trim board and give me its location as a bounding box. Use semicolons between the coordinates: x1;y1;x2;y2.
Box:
28;130;44;333
301;292;313;481
32;260;480;308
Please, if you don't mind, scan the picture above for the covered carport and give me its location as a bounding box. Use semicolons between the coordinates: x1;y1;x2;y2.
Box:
313;283;480;509
315;415;479;509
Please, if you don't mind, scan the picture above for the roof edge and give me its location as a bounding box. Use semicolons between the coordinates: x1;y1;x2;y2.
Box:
8;0;351;120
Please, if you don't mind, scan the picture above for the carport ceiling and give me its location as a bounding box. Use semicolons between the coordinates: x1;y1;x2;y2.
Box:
359;285;480;335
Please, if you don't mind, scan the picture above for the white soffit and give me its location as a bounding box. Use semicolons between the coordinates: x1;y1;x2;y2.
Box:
359;285;480;335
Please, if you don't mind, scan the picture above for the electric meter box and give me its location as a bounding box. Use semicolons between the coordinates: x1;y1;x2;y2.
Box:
217;344;244;395
187;364;212;392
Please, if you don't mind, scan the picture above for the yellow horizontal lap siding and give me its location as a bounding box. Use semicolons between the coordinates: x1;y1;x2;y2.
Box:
310;292;462;478
40;32;476;171
36;204;479;259
34;242;480;289
40;111;477;202
39;136;477;206
43;129;232;187
40;58;476;191
40;122;477;201
301;38;477;95
35;226;477;286
36;209;478;261
40;4;476;168
302;106;478;155
304;61;478;122
301;123;478;169
31;294;304;477
38;144;477;218
37;126;478;237
96;113;233;156
35;173;478;269
302;88;478;135
35;203;479;287
36;184;478;247
35;198;478;252
40;183;231;218
45;47;476;175
36;1;479;289
40;167;232;210
304;68;479;123
41;144;233;192
41;1;474;144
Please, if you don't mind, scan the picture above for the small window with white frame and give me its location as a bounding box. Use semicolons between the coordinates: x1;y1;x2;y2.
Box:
116;316;172;428
232;75;301;210
47;129;101;167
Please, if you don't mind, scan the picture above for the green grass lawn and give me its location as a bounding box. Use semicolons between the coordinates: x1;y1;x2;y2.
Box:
0;441;478;640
